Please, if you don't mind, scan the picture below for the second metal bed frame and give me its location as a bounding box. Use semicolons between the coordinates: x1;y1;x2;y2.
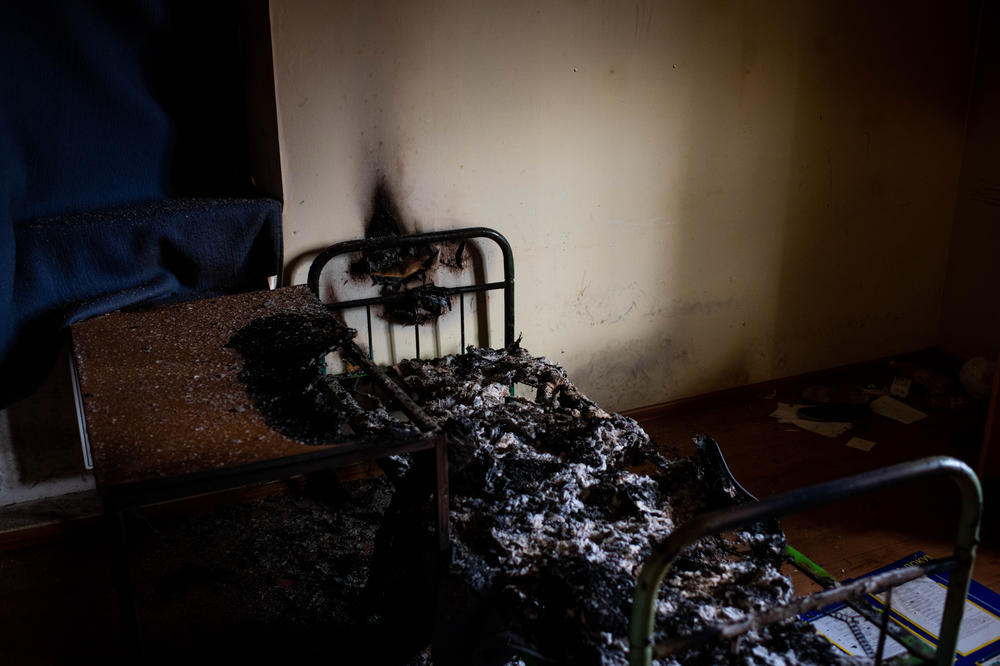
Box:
630;443;982;666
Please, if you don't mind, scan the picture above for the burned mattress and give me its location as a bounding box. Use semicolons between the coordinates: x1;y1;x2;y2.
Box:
386;344;855;665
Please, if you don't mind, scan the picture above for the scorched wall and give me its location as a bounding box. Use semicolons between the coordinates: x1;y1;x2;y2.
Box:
271;0;977;412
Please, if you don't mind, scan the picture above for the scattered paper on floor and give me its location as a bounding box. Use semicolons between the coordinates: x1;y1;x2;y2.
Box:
804;550;1000;664
769;402;853;438
873;577;1000;656
846;437;876;452
890;376;912;398
809;605;908;660
871;395;927;424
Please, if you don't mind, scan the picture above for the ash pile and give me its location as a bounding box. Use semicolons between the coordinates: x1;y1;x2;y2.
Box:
384;344;856;666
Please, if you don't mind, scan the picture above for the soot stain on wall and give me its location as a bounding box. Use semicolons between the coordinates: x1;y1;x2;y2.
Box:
349;177;472;326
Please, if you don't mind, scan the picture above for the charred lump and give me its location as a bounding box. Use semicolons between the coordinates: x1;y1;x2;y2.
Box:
348;179;470;326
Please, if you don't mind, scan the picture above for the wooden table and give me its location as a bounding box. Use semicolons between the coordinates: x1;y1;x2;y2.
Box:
70;286;450;646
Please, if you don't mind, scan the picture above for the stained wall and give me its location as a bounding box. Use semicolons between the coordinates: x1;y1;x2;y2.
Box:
271;0;978;410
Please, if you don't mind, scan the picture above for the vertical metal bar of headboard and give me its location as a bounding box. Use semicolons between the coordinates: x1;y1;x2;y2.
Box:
486;230;516;348
459;296;466;352
365;306;374;361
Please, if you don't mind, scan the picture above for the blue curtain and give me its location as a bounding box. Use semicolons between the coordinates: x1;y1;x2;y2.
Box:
1;1;282;406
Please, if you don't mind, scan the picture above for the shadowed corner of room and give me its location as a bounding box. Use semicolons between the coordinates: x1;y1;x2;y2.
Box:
649;1;983;408
768;1;982;379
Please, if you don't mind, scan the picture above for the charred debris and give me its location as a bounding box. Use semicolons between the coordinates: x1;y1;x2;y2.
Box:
226;310;421;445
222;236;852;664
349;180;468;326
376;345;854;666
221;310;854;664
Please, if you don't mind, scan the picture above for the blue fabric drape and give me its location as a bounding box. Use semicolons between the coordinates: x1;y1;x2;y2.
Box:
1;1;283;406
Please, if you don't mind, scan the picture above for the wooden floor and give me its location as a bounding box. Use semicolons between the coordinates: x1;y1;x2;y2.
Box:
629;350;999;595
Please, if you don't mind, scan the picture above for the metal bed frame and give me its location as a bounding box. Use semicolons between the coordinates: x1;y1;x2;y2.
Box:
308;226;984;665
630;441;983;666
67;226;514;652
75;222;982;661
304;226;516;555
306;226;516;355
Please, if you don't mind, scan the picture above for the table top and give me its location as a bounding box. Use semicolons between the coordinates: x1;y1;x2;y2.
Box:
71;286;370;488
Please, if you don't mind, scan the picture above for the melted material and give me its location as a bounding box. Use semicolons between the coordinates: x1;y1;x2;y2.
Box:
390;345;859;665
226;312;422;445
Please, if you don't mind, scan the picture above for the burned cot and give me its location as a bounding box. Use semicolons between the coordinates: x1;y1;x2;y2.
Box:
382;345;853;665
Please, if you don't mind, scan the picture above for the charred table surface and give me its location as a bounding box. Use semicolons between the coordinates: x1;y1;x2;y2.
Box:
70;286;431;492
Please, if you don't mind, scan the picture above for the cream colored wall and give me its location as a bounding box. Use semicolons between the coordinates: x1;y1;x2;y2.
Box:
271;0;976;411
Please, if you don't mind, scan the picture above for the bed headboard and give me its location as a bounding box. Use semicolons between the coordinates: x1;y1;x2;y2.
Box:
307;227;515;365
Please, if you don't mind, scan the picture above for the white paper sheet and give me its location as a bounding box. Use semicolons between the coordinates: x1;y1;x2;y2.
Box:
871;395;927;424
846;436;876;452
811;606;911;659
769;402;853;438
874;577;1000;656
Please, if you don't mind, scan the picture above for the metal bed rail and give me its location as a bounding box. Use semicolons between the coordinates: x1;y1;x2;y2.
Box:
700;438;951;661
630;455;983;666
